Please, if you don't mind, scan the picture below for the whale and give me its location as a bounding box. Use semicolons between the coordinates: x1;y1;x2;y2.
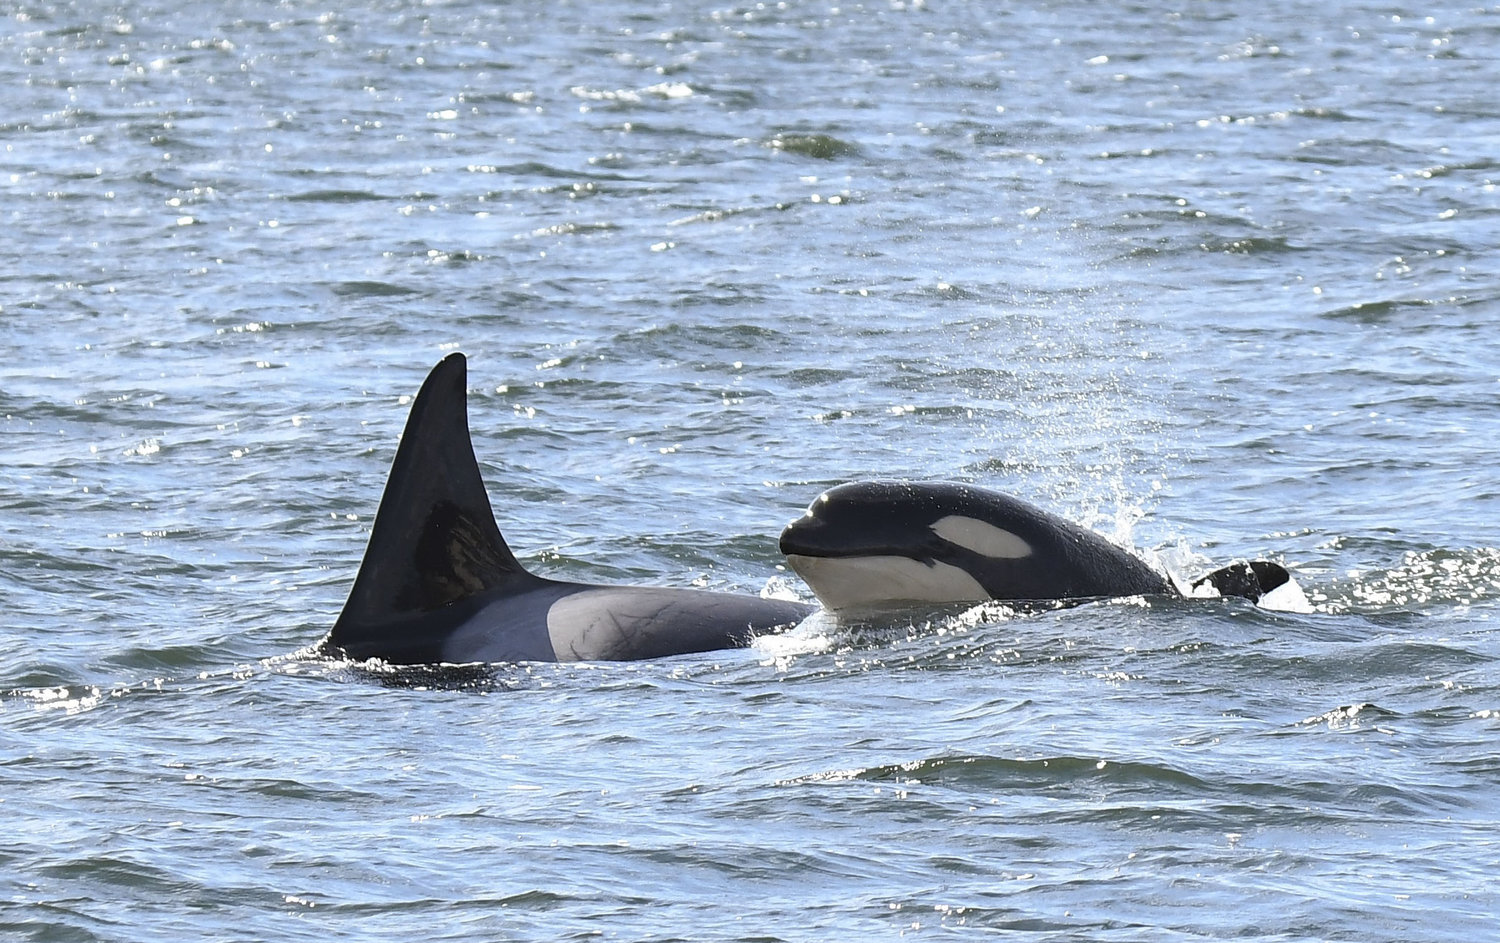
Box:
317;353;813;665
779;479;1294;610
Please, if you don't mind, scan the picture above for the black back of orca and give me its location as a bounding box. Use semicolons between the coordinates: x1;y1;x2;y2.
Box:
780;479;1173;608
321;354;811;665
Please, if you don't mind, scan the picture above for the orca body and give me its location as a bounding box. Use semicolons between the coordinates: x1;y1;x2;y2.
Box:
319;354;812;665
780;479;1291;610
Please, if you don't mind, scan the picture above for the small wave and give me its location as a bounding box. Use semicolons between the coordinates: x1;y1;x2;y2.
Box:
5;673;193;716
288;650;525;692
1296;702;1400;730
330;280;419;298
669;205;757;227
523;221;619;239
570;81;694;103
10;682;116;715
38;853;191;893
782;752;1208;792
1319;297;1445;323
284;189;389;203
766;133;861;160
1195;235;1300;255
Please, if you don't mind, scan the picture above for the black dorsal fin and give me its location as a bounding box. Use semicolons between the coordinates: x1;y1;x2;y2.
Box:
326;353;530;655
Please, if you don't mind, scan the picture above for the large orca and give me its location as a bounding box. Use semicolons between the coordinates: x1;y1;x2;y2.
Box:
318;354;813;665
779;479;1294;610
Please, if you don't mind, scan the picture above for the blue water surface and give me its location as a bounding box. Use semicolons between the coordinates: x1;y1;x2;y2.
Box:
3;1;1499;940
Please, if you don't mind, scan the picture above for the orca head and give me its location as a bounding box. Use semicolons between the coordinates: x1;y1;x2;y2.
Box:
779;479;1036;610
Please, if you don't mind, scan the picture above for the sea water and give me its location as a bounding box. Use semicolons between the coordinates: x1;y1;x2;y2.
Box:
3;1;1499;939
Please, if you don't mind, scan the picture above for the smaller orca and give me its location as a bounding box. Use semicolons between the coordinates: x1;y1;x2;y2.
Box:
779;479;1293;610
318;354;812;665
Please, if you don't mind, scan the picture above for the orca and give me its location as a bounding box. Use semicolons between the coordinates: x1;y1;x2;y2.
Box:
318;353;813;665
779;479;1294;610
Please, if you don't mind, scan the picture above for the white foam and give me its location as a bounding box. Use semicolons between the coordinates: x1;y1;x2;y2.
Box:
753;610;836;662
1258;574;1314;613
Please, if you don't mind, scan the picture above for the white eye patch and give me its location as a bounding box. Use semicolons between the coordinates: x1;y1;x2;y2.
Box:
930;515;1032;559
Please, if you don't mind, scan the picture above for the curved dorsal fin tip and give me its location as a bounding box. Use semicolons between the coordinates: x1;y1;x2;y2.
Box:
411;350;468;414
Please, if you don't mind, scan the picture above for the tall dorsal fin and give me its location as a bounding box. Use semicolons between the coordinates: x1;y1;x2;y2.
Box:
327;353;530;652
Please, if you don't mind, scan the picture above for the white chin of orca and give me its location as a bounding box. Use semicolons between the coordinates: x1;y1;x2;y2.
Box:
785;553;990;610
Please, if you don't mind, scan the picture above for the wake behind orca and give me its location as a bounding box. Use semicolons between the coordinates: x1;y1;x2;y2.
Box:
780;479;1297;611
318;353;812;665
